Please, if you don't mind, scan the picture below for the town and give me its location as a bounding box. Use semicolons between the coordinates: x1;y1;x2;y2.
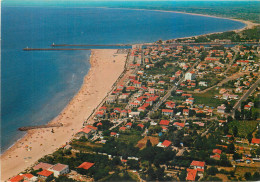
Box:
8;28;260;182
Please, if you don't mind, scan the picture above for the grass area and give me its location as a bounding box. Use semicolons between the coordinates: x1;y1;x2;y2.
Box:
228;120;259;138
193;89;223;108
235;166;260;178
102;172;137;182
117;130;143;145
71;141;102;152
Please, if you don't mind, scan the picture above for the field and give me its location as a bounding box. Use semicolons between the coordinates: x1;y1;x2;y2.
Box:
136;136;159;149
228;120;259;137
116;130;143;145
193;89;223;108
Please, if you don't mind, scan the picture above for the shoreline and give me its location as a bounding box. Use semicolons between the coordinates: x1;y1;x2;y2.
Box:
1;49;127;181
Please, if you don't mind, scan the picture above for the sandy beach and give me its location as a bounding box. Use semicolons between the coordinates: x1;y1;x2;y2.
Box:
1;49;127;181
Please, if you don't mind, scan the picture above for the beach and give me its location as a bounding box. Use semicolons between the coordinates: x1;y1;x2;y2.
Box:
1;49;127;181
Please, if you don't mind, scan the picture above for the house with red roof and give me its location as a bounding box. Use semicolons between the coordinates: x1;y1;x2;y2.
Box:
126;122;133;129
21;173;38;181
251;138;260;145
213;149;222;155
158;140;172;148
48;163;69;177
77;125;97;139
78;162;95;170
190;161;205;170
8;175;24;182
162;109;173;117
162;140;172;147
33;162;53;171
186;169;197;181
119;126;127;132
137;124;144;129
165;101;175;109
183;109;189;116
120;110;128;118
110;132;119;138
210;154;221;160
173;122;185;129
138;106;146;112
159;120;170;126
244;105;251;110
95;111;105;118
37;170;53;179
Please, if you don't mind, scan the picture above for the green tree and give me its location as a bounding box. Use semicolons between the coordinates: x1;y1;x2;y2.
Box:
179;170;187;181
233;126;238;137
244;172;252;181
207;167;218;176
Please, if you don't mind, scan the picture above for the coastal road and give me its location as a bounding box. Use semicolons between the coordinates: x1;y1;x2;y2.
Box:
231;77;260;113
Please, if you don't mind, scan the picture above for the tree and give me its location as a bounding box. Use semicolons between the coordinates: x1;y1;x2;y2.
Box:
207;167;218;176
234;109;241;120
179;170;187;181
223;124;229;135
227;143;235;154
253;172;260;181
244;172;252;181
233;152;242;160
233;126;238;137
146;139;152;148
247;133;253;143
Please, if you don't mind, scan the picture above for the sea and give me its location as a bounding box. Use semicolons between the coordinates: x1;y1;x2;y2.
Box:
1;5;245;153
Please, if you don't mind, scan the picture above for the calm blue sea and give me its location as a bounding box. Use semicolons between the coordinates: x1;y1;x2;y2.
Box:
1;6;245;152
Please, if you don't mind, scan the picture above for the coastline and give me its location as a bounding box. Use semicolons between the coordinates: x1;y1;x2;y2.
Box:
1;49;127;181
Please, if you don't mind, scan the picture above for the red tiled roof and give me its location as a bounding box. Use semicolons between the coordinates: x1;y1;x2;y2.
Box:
21;174;34;179
86;125;98;131
213;149;222;155
159;120;170;126
162;140;172;147
137;124;144;128
33;162;53;170
37;170;53;177
119;127;126;131
78;127;92;134
126;122;133;127
49;163;68;172
186;169;197;181
78;162;95;170
111;132;117;136
8;175;24;182
190;161;205;167
173;122;185;128
162;109;173;113
251;138;260;144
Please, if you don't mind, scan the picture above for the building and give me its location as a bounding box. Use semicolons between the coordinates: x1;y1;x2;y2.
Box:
185;72;195;81
186;169;197;181
78;162;95;170
33;162;53;171
37;170;53;179
162;109;173;117
48;163;69;177
217;105;226;114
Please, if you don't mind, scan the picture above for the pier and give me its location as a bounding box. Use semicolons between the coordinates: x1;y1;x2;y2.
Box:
18;123;63;131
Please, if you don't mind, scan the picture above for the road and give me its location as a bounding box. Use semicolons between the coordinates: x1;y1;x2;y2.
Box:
232;77;260;113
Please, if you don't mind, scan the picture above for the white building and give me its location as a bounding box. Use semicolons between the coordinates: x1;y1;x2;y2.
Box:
184;72;195;81
48;163;69;177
